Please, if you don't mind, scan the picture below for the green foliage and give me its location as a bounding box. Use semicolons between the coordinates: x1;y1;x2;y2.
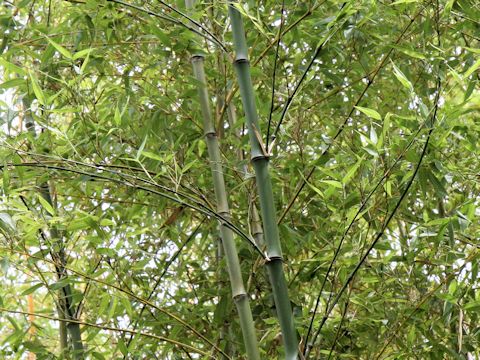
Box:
0;0;479;358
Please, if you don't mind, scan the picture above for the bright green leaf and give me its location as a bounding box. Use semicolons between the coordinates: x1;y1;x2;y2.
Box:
47;37;73;59
355;106;382;120
29;72;47;105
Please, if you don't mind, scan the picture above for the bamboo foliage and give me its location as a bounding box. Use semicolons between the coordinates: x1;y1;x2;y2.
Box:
0;0;479;359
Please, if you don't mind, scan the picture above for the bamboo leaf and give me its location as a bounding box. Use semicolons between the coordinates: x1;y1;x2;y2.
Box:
390;0;419;5
114;106;122;126
47;38;73;59
141;151;163;161
443;0;456;17
117;338;128;356
306;181;324;198
73;48;94;60
28;72;47;105
136;136;148;160
343;156;364;184
464;301;480;311
391;61;413;92
0;78;25;89
0;58;26;76
355;106;382;120
80;50;91;73
0;213;15;233
321;180;343;189
392;45;426;59
464;47;480;54
464;59;480;78
21;283;43;296
37;194;55;216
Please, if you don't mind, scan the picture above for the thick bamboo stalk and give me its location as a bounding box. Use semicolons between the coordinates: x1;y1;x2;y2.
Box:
227;3;299;359
185;1;260;359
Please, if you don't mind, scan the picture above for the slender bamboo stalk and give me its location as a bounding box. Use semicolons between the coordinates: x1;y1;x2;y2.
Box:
23;98;84;359
185;1;260;359
227;3;299;359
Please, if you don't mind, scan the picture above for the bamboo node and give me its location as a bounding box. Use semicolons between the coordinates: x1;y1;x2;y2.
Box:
264;254;283;263
233;293;248;302
250;154;269;162
191;54;205;61
234;58;249;65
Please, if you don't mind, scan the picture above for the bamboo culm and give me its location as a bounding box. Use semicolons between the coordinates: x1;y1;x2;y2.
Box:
228;3;299;359
185;1;261;359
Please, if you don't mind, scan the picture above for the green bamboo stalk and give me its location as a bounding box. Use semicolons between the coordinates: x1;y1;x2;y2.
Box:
185;1;260;359
227;3;299;359
57;303;68;355
23;98;84;359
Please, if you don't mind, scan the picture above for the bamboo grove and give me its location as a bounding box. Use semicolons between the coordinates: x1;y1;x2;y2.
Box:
0;0;479;358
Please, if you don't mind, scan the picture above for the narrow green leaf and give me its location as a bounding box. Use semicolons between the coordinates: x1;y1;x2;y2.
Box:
427;171;447;197
448;279;457;295
117;338;128;356
306;181;324;198
67;218;90;231
370;126;378;145
390;0;418;5
383;113;392;138
425;217;450;226
80;50;91;73
0;213;16;233
47;38;73;59
0;58;26;76
136;136;148;160
37;194;55;216
392;45;426;59
107;297;117;322
464;301;480;311
21;283;43;296
464;59;480;78
321;180;343;189
2;166;9;195
355;106;382;120
141;151;163;161
346;206;359;225
114;106;122;126
120;296;133;318
391;61;413;92
99;219;115;226
98;295;110;316
464;47;480;54
384;180;392;196
0;78;25;89
343;156;363;184
73;48;94;60
29;72;46;105
17;0;32;7
92;352;106;360
443;0;455;17
50;278;71;291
